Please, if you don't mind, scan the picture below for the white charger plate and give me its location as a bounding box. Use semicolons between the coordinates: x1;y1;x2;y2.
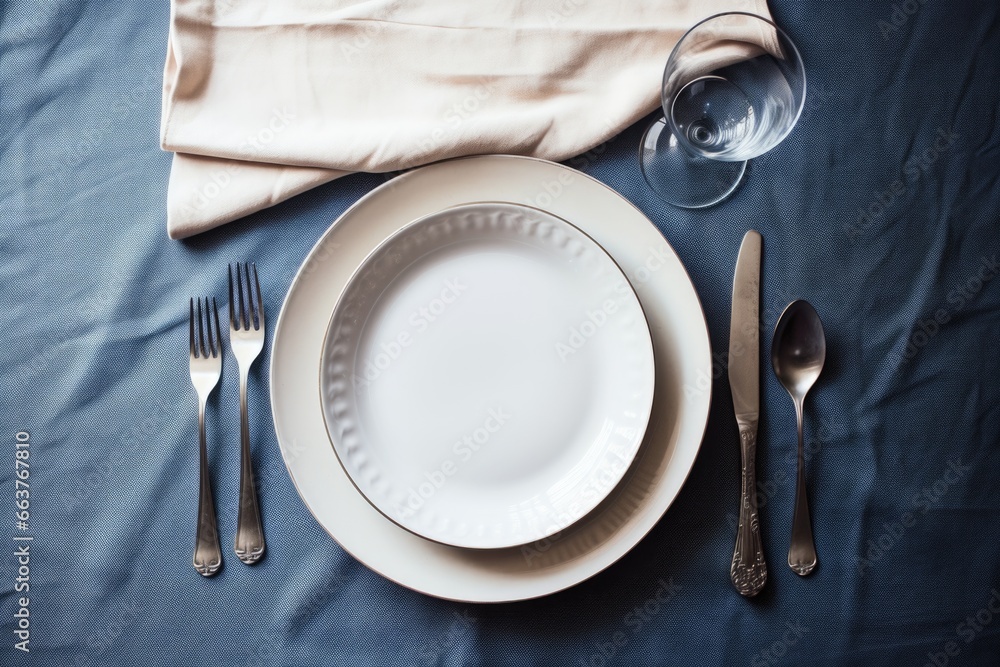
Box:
271;155;711;602
319;202;656;549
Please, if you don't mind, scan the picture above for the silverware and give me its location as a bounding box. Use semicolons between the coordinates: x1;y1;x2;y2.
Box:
729;230;767;597
229;263;266;564
189;297;223;577
771;300;825;576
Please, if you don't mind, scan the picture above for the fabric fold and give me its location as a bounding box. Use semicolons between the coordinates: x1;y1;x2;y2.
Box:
161;0;772;238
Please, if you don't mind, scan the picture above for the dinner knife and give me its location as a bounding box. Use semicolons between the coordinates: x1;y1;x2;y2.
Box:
729;229;767;597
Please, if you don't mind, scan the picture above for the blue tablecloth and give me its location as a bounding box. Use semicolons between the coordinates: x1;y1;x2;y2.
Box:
3;1;1000;665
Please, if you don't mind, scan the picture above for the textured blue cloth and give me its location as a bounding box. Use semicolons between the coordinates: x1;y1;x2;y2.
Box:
2;1;1000;665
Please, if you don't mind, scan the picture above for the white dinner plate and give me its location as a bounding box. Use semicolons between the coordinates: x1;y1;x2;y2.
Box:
271;155;711;602
319;202;656;549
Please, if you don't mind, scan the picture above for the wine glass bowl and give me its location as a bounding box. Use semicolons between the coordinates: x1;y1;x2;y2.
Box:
641;12;806;208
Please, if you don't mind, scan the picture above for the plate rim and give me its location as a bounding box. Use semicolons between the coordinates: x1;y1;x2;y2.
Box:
270;154;713;602
317;199;657;550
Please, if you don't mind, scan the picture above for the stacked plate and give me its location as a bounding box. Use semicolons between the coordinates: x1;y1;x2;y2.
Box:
271;155;711;602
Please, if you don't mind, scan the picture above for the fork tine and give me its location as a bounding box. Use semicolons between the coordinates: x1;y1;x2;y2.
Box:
197;297;208;358
228;264;237;330
251;263;263;330
211;297;222;357
244;262;258;330
236;263;248;330
205;297;216;357
242;262;254;330
189;298;195;357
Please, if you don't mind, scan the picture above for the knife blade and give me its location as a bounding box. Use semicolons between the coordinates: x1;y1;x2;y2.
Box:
729;229;767;597
729;230;761;422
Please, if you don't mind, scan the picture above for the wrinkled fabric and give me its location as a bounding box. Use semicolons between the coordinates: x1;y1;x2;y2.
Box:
160;0;771;238
2;1;1000;666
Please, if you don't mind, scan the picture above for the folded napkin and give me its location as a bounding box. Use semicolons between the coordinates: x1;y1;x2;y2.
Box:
161;0;772;238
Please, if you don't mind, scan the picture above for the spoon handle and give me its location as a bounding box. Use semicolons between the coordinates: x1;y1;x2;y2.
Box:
789;399;817;575
731;423;767;596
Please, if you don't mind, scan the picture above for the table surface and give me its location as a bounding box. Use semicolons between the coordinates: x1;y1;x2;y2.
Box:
2;1;1000;665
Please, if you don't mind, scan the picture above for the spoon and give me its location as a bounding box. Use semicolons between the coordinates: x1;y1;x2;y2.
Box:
771;300;825;576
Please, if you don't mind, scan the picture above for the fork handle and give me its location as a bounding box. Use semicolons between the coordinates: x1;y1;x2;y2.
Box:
194;401;222;577
235;370;266;564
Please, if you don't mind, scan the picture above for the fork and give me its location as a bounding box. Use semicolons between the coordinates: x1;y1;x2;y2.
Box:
229;263;266;564
189;297;223;577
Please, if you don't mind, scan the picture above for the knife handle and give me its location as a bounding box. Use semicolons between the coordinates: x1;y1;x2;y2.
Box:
731;423;767;596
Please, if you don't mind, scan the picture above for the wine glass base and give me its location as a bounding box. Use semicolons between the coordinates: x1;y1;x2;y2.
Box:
640;117;747;209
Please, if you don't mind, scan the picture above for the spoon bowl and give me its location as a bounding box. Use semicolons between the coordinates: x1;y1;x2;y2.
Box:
772;301;826;397
771;299;825;576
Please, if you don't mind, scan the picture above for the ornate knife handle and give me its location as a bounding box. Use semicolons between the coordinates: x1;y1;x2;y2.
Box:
731;423;767;596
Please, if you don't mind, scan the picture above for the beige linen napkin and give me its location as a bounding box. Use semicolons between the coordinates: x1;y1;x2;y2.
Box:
161;0;772;238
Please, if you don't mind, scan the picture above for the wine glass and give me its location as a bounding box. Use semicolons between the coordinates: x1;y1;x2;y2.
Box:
640;12;806;208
